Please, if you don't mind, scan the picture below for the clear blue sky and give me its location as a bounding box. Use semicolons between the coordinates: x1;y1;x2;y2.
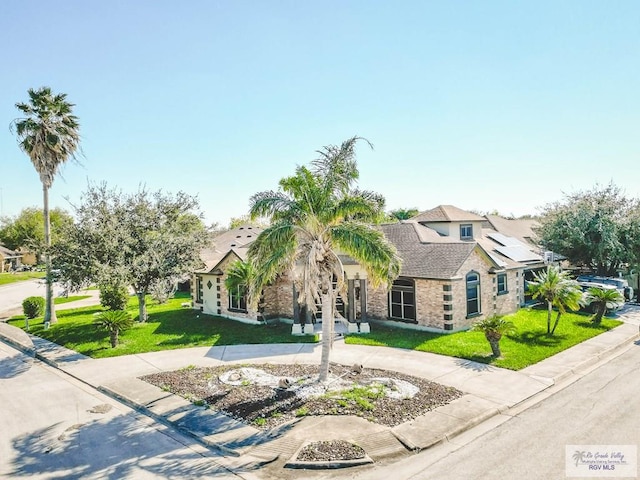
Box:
1;1;639;226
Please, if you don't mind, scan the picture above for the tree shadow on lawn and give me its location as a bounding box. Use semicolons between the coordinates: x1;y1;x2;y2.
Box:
507;331;566;347
34;321;111;356
149;310;313;346
573;320;612;331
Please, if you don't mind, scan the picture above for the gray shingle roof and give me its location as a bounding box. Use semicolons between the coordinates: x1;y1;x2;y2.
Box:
380;223;477;279
411;205;485;223
197;224;263;273
484;215;540;246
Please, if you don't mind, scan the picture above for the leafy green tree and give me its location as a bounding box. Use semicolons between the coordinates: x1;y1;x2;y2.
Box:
583;286;624;325
248;137;401;381
54;184;210;322
99;282;130;310
472;315;516;357
228;214;269;230
388;208;419;221
12;87;81;326
94;310;134;348
527;265;582;335
0;207;73;259
536;184;631;276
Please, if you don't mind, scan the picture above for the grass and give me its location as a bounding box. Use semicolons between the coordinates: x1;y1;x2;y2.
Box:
8;292;317;358
0;271;45;286
54;295;90;305
345;307;623;370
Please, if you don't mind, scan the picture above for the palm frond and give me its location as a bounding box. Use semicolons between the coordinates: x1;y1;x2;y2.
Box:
247;223;298;305
329;222;401;288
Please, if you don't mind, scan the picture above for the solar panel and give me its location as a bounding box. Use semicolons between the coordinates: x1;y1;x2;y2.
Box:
486;232;523;247
487;252;508;267
495;245;542;262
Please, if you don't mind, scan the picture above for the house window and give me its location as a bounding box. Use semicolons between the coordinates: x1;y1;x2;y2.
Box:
229;285;247;312
497;273;508;295
466;271;480;317
195;276;203;303
389;278;416;321
460;224;473;240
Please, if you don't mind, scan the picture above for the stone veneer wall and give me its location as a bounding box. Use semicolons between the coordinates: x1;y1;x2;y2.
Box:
262;272;295;320
192;255;259;322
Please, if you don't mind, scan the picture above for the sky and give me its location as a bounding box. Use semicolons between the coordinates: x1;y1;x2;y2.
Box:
1;1;639;227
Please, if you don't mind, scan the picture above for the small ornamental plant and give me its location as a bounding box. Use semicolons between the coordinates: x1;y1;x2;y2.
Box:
94;310;134;348
472;315;516;358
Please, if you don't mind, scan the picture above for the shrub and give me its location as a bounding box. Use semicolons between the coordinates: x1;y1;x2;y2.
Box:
99;283;130;311
22;296;45;319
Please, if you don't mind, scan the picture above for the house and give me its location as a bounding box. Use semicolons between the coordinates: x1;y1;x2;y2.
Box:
0;245;22;273
192;225;264;322
192;206;547;333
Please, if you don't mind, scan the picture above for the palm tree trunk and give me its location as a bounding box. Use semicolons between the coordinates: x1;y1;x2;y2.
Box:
551;311;562;335
547;301;552;334
42;185;57;327
110;330;118;348
593;303;605;325
137;291;147;322
489;339;501;357
318;288;333;382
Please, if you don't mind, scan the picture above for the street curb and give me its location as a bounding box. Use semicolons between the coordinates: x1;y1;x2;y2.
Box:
98;383;246;458
551;328;640;384
0;323;35;357
391;403;502;452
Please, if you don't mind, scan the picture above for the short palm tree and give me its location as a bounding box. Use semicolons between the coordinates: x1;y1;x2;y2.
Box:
583;286;623;325
94;310;134;348
12;87;81;327
248;137;401;382
527;265;582;335
472;315;516;358
224;259;258;318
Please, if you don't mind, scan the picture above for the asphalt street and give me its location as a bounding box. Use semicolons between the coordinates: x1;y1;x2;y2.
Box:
351;342;640;480
0;341;254;480
0;279;63;318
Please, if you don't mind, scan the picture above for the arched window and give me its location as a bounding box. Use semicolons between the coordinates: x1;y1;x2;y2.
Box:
466;271;481;316
389;278;416;321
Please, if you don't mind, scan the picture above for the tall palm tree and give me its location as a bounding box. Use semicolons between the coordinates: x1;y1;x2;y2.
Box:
12;87;81;326
583;286;624;325
527;265;582;335
248;137;401;382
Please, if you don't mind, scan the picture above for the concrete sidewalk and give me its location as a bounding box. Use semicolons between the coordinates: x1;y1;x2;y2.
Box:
0;306;638;474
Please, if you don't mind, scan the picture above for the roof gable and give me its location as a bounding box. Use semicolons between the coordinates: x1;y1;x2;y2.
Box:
381;223;476;279
411;205;485;223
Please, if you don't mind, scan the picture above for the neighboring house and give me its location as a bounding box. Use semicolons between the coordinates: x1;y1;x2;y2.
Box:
16;247;38;266
0;245;22;273
191;206;548;333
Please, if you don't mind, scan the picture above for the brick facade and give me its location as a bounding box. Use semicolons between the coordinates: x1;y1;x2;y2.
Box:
367;248;523;332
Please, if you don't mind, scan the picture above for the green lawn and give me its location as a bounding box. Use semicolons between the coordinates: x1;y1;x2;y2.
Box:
54;295;91;305
345;308;623;370
0;271;45;286
8;292;317;358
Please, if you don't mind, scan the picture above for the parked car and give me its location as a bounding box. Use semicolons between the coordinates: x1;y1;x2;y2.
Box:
576;275;633;301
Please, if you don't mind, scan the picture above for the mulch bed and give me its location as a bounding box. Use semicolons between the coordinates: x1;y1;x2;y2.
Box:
141;362;463;431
